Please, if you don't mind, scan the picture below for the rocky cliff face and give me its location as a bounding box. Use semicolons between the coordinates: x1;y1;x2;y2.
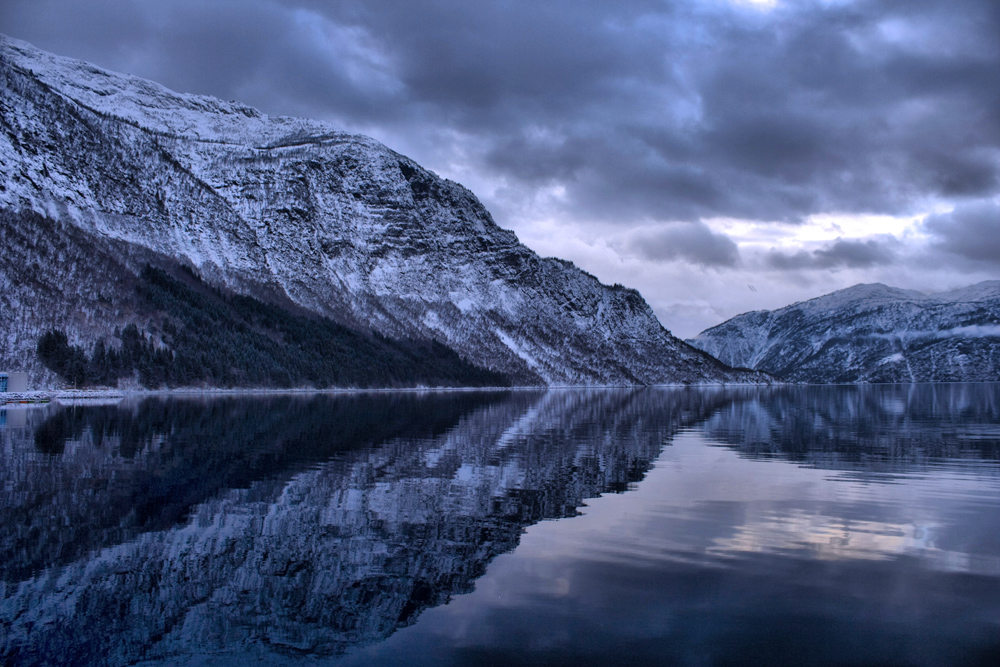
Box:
687;282;1000;383
0;35;762;386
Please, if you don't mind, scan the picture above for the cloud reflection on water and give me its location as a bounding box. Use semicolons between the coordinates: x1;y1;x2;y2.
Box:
1;385;1000;666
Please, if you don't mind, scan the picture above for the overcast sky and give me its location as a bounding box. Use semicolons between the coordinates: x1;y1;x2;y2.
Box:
2;0;998;337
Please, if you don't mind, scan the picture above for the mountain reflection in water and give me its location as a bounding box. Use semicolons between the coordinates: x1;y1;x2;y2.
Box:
1;385;999;666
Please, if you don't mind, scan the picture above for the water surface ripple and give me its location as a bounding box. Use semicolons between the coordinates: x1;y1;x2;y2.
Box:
1;385;998;666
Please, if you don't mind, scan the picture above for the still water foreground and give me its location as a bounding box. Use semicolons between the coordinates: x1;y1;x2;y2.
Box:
1;385;998;666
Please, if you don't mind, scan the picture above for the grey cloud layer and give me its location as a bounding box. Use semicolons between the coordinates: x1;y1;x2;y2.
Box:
629;222;741;267
923;200;1000;266
1;0;997;247
767;237;900;270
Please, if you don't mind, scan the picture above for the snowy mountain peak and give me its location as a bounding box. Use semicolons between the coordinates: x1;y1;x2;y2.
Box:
688;281;1000;383
0;33;338;146
931;281;1000;303
787;283;928;315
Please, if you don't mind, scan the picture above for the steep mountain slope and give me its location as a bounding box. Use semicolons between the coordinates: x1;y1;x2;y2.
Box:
0;209;508;389
687;283;1000;383
0;35;761;386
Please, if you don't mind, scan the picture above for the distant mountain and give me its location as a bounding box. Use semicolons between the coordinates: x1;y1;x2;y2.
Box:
0;35;764;387
687;282;1000;383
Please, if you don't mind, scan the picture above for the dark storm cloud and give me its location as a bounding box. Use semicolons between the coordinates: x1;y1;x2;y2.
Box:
0;0;406;121
923;200;1000;266
767;237;899;270
1;0;998;226
445;0;999;222
629;222;740;267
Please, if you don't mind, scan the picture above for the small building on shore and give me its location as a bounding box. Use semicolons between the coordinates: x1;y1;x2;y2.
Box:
0;372;28;393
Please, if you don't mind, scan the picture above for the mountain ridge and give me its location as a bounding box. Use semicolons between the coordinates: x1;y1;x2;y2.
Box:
687;281;1000;383
0;35;767;387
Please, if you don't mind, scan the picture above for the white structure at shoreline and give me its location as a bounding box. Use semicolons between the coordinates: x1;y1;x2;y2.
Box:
0;372;28;393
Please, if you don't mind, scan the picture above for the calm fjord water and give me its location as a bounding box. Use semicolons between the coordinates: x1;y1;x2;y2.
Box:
1;385;999;666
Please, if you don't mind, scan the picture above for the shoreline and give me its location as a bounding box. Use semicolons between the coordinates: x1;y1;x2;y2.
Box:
1;386;518;405
4;380;996;407
0;380;787;406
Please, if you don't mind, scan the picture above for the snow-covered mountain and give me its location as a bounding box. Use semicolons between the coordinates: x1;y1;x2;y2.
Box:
687;282;1000;383
0;35;764;386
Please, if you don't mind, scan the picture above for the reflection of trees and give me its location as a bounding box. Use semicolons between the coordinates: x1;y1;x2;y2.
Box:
0;388;732;665
702;384;1000;468
1;392;502;583
12;386;996;665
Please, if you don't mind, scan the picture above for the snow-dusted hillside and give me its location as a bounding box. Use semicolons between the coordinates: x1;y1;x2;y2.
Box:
0;35;764;386
687;282;1000;383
